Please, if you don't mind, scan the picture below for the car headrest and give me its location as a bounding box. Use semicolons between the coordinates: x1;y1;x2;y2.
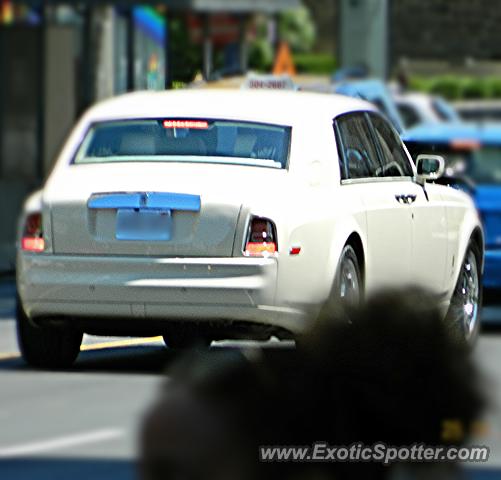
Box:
160;137;208;156
234;133;257;157
119;133;156;156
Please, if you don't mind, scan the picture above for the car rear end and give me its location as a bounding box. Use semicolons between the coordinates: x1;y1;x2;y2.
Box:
17;114;301;339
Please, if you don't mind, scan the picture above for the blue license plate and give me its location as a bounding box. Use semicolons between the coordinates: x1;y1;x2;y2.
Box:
116;209;172;241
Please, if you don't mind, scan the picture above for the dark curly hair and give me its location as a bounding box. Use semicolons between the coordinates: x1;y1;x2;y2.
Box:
140;289;487;480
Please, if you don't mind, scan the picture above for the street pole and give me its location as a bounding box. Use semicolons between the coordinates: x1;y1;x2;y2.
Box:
338;0;389;79
80;5;93;113
126;6;135;91
36;4;46;181
164;9;171;89
202;14;212;81
238;14;248;74
0;24;3;178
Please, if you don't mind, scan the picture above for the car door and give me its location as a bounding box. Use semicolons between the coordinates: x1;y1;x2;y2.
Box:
334;112;412;295
368;113;448;295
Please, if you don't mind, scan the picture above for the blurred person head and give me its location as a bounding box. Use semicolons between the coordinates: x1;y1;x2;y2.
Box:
140;289;487;480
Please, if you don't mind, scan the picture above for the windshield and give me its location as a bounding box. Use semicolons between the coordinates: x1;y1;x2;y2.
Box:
74;119;292;169
396;103;421;129
431;97;459;122
405;142;501;184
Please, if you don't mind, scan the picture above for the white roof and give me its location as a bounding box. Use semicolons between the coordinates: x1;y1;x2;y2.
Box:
393;91;435;105
83;89;375;128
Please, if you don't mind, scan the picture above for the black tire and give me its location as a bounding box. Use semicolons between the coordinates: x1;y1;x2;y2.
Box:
445;240;483;348
319;244;362;321
162;332;211;350
16;296;82;369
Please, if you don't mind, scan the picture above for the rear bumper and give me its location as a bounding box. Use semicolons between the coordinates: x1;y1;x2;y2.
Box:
483;249;501;288
17;253;307;334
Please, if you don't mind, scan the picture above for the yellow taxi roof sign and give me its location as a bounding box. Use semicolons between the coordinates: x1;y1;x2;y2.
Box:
273;42;297;76
242;73;297;90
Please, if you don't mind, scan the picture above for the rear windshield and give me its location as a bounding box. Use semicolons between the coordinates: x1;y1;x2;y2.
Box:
74;119;291;169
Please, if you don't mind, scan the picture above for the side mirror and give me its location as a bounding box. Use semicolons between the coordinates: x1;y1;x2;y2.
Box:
415;154;445;181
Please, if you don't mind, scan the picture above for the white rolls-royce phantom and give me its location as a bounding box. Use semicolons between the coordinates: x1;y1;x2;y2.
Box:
16;90;484;367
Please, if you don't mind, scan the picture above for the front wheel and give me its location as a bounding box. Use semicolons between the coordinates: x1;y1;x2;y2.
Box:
446;242;482;347
16;297;82;369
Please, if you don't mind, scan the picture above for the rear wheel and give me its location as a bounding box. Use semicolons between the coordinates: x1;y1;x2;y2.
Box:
319;244;362;321
16;297;82;369
335;245;362;308
446;241;482;347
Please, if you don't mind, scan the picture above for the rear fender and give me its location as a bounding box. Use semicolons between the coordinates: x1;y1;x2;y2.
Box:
448;208;484;301
275;210;367;308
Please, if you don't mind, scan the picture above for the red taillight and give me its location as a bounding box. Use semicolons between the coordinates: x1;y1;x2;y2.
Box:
244;217;277;257
21;237;45;252
245;242;277;256
21;213;45;252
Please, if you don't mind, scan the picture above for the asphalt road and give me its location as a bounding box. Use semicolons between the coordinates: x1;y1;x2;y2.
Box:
1;282;501;480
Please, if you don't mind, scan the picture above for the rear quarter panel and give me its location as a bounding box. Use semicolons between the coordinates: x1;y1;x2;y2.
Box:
272;119;367;312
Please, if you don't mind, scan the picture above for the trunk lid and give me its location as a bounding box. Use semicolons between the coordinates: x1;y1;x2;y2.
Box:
45;163;283;257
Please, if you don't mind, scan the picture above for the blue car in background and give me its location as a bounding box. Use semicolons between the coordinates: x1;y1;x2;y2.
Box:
403;123;501;290
333;77;459;133
334;79;406;134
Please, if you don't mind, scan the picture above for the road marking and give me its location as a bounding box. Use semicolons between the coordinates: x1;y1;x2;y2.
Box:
80;336;163;351
0;336;164;361
0;428;124;458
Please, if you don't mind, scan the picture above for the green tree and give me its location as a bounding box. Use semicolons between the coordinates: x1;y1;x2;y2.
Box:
248;8;317;71
169;15;202;84
278;7;316;53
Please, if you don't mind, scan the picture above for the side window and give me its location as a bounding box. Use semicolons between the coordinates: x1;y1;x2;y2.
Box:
335;113;381;180
369;113;414;177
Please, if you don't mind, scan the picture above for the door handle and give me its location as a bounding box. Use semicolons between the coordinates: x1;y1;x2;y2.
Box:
395;194;417;205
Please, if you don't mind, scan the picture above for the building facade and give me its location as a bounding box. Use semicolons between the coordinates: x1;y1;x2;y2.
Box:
306;0;501;75
0;0;297;271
